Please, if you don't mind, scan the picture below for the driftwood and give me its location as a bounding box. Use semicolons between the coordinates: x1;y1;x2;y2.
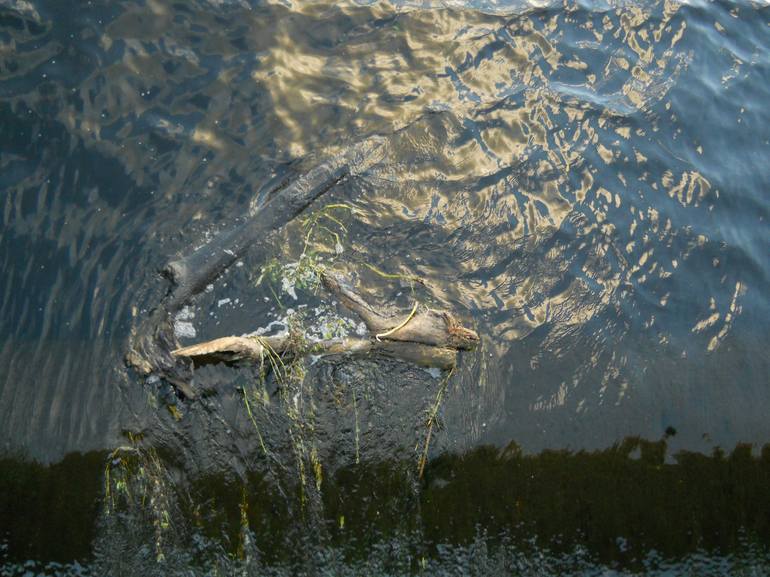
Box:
171;271;478;371
126;134;478;396
319;273;478;351
164;138;385;313
126;138;385;380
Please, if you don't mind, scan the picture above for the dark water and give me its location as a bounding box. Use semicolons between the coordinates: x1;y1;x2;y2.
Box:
1;0;769;574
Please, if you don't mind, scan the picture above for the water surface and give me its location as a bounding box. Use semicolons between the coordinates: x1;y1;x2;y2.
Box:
1;0;769;573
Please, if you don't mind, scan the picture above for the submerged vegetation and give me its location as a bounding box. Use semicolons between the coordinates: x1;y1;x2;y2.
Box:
255;203;360;302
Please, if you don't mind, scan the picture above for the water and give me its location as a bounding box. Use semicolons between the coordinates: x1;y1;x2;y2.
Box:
1;0;769;574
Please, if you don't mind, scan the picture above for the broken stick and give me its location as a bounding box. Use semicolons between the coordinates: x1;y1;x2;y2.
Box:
171;271;478;371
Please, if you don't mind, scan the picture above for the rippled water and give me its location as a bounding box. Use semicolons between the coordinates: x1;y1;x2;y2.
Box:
1;0;769;573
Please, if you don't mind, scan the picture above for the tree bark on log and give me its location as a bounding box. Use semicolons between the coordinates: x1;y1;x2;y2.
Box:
164;138;385;314
126;138;385;379
320;272;479;350
171;335;458;371
171;271;478;373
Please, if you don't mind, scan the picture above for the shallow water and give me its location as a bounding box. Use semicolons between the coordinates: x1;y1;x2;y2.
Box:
1;0;769;573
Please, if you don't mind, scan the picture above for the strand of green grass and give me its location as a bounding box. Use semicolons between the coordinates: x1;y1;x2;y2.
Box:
267;283;284;311
320;212;347;231
353;388;360;465
243;387;268;456
361;262;424;286
418;369;454;479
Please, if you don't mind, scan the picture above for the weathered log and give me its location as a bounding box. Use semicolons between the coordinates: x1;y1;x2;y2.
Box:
126;137;385;380
171;271;478;372
163;137;385;313
320;272;479;350
171;335;458;370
